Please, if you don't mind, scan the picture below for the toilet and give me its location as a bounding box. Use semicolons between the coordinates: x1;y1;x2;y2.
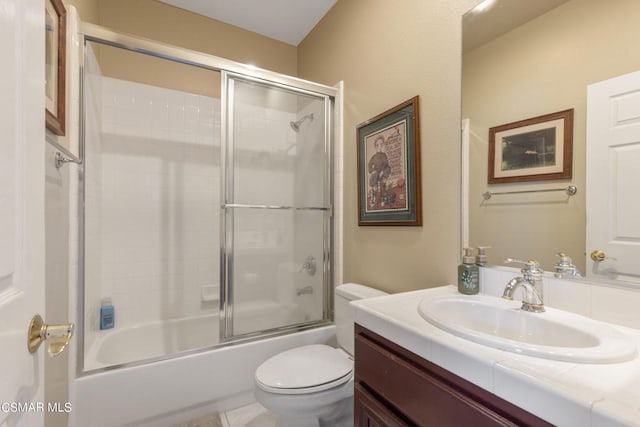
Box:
254;283;387;427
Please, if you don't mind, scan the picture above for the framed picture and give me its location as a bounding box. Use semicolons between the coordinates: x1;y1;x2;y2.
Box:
488;109;573;184
45;0;66;136
357;96;422;226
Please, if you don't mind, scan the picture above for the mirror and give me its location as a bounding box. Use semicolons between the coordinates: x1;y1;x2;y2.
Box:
462;0;640;273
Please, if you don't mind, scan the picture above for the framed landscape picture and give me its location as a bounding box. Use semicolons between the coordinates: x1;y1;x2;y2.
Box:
488;109;573;184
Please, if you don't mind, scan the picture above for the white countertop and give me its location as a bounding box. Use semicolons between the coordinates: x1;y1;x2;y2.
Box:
351;285;640;427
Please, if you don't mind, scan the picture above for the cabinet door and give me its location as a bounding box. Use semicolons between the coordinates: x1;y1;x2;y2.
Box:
355;384;408;427
355;325;552;427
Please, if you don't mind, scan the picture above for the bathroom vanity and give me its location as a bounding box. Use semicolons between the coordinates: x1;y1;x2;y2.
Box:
351;268;640;427
354;324;549;426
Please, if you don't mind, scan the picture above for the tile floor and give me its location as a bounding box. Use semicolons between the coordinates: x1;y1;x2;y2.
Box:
221;402;280;427
175;402;279;427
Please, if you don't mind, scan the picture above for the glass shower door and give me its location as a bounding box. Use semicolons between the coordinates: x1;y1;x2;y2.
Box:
222;73;332;339
82;40;222;370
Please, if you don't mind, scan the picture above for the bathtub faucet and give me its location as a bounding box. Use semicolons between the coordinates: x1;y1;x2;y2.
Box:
296;285;314;296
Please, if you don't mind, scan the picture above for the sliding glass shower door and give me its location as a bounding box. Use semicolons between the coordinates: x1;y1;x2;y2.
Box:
221;74;332;339
81;29;335;372
82;40;223;370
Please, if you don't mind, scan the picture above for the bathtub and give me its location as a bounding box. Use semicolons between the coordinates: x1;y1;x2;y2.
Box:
84;301;307;370
84;314;220;370
72;307;334;426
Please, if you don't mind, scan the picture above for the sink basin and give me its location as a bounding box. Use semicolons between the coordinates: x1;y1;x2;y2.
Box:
417;294;638;363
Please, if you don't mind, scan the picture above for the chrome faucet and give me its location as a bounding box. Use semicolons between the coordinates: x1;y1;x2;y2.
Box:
553;252;582;278
502;258;545;313
296;285;314;296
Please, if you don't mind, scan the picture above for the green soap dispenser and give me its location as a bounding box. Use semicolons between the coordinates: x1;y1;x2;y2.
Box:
458;247;479;295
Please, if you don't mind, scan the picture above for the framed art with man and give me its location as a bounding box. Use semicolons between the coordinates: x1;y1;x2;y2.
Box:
357;96;422;226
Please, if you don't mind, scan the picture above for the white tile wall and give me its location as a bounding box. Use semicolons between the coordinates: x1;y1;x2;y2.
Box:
84;71;336;358
91;76;221;331
83;45;104;354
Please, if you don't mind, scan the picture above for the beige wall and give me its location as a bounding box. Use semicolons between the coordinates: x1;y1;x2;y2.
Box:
64;0;480;293
65;0;297;98
463;0;640;272
97;0;297;76
299;0;478;293
64;0;99;23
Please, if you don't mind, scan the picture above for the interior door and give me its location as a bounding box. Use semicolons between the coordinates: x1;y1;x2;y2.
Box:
586;70;640;282
0;0;46;424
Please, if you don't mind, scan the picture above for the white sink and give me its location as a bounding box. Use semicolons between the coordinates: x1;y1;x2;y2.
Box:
417;294;638;363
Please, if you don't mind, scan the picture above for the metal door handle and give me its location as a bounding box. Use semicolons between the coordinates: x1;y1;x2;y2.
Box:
28;314;74;357
590;250;616;262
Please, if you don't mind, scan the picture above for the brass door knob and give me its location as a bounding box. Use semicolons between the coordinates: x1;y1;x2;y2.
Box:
590;250;617;263
28;314;74;357
591;250;606;262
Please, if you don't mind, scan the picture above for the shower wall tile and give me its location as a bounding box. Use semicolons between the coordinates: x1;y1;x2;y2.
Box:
83;45;105;355
101;77;219;147
86;73;333;356
90;77;221;334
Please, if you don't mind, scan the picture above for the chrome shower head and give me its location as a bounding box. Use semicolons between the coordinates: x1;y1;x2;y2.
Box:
290;113;314;132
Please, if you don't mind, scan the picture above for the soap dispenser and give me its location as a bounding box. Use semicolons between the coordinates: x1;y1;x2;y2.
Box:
476;246;490;266
458;247;479;295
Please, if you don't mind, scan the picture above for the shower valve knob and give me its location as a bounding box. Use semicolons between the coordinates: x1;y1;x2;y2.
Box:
302;255;317;276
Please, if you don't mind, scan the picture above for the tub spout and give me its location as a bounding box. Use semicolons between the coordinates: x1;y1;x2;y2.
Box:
296;285;313;296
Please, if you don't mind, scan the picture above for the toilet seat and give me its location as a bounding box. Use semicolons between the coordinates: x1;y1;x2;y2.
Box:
255;344;353;395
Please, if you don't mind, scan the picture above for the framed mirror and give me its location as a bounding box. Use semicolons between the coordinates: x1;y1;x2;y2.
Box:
462;0;640;279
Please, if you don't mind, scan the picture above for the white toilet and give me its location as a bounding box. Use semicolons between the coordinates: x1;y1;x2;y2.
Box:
254;283;387;427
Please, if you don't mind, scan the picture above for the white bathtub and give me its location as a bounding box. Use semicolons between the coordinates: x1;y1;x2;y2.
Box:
84;301;306;370
85;314;220;370
72;307;334;427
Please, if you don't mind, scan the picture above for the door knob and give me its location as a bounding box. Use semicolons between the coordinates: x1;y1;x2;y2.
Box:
28;314;74;357
591;250;606;262
590;250;616;262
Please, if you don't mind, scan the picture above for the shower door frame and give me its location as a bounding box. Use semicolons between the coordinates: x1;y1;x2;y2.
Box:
220;72;334;341
77;22;338;374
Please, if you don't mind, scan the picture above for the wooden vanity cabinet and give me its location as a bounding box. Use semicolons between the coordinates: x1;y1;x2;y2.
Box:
354;325;552;427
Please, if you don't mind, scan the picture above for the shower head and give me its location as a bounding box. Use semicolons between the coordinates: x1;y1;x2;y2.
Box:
290;113;314;132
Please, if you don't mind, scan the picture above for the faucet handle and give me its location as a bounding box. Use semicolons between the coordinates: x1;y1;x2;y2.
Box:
504;258;540;267
554;252;582;277
504;258;542;274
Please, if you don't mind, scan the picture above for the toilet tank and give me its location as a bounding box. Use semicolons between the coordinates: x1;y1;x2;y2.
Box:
335;283;387;355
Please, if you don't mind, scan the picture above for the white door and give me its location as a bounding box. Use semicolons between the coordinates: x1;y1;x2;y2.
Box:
0;0;46;425
586;70;640;282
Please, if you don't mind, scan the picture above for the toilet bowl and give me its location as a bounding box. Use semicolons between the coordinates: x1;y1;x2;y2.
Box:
253;283;387;427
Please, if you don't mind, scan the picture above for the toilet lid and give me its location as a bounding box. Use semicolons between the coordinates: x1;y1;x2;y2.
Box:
255;344;353;395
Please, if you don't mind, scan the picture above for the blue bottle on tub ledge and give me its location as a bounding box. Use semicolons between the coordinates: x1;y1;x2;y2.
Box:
100;298;115;330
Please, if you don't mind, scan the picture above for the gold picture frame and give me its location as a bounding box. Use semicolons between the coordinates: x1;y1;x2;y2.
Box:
45;0;67;136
